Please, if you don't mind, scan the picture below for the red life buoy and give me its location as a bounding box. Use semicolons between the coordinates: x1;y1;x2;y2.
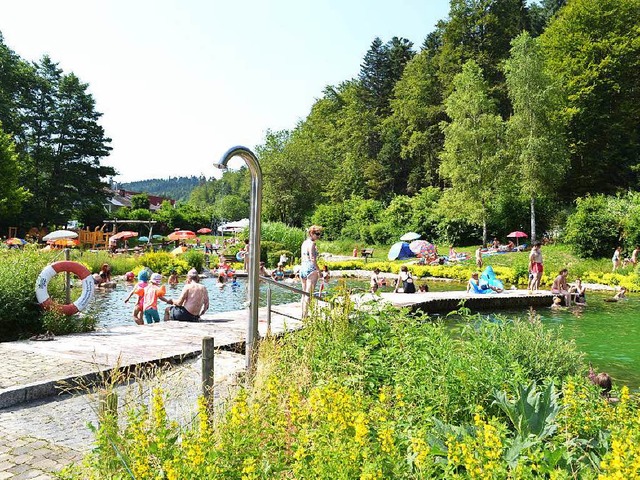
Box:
35;261;95;315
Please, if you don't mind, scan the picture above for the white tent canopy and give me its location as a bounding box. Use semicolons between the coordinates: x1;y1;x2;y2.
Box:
217;218;249;233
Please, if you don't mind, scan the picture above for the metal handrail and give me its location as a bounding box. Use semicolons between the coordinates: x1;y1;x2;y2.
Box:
259;275;309;296
258;275;324;334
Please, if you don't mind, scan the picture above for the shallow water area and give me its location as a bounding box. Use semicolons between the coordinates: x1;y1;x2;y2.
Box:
89;277;300;328
90;276;639;387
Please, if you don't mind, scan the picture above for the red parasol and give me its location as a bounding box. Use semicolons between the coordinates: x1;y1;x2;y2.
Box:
167;230;197;241
197;227;212;234
109;231;139;244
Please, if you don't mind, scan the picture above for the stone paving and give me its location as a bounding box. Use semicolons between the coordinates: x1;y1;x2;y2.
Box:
0;352;244;479
0;302;305;479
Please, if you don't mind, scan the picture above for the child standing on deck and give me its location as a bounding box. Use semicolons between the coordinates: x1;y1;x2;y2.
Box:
138;273;173;324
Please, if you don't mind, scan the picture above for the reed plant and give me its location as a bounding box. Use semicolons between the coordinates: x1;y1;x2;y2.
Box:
75;250;139;275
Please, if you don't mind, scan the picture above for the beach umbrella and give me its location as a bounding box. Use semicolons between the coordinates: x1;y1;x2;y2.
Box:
197;227;212;234
171;246;188;255
138;236;150;242
409;240;437;260
6;237;26;246
152;235;164;240
400;232;421;241
168;230;196;241
109;231;139;244
506;230;528;247
42;230;78;242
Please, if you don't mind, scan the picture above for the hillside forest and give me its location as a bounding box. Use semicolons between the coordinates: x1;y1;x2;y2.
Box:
1;0;639;258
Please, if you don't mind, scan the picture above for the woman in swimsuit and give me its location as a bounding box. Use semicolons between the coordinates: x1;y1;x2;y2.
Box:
300;225;322;317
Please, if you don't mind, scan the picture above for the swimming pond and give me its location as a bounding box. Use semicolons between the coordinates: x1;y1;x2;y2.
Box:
89;277;639;387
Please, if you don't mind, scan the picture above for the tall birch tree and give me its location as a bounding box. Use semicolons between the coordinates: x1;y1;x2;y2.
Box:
439;60;505;246
504;32;566;243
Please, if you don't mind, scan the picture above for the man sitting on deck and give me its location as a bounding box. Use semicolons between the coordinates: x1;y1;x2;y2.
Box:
165;269;209;322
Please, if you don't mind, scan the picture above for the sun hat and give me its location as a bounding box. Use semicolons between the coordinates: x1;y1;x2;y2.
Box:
150;273;162;285
138;270;150;282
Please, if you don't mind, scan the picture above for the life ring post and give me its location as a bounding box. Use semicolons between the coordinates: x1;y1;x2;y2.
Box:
64;248;71;305
36;260;95;316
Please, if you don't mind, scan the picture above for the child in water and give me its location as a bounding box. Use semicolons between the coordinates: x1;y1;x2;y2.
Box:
137;273;172;324
124;270;150;325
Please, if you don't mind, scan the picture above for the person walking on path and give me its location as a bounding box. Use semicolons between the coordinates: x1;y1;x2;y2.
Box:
528;242;543;290
300;225;322;317
165;269;209;322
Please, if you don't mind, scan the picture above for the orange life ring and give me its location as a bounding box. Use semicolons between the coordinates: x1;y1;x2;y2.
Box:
35;261;95;315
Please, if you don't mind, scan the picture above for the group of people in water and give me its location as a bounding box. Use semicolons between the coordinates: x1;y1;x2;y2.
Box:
122;268;210;325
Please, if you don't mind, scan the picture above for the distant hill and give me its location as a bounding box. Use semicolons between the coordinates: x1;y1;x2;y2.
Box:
119;176;204;202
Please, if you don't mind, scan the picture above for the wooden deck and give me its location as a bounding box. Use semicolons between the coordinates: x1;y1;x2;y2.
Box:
352;289;555;314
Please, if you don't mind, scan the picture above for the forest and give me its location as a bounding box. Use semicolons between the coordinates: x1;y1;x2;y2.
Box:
187;0;640;251
120;176;204;202
1;0;639;255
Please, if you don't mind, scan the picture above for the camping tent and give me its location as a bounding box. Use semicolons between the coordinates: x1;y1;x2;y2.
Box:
387;242;415;261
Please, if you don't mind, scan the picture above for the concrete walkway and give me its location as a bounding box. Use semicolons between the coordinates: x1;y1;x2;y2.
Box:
0;302;305;478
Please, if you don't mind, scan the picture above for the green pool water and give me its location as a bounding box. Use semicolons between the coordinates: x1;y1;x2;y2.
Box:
338;278;639;388
492;293;640;388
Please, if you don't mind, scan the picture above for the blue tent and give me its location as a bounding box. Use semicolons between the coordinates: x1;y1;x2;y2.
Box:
388;242;415;260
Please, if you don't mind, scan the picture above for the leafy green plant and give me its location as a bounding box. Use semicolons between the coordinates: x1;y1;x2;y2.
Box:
182;249;204;272
138;252;189;275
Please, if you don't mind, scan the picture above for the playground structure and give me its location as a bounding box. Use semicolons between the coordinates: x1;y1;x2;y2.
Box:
77;226;113;249
8;219;157;249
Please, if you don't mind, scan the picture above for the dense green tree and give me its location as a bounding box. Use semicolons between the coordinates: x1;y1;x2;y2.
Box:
258;127;330;226
439;61;506;245
528;0;567;36
0;33;32;137
14;56;114;227
540;0;640;198
504;32;567;242
358;37;415;116
435;0;530;116
130;193;150;211
382;48;446;195
0;124;30;220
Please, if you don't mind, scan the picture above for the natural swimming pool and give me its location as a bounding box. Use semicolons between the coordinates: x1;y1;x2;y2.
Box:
89;277;639;387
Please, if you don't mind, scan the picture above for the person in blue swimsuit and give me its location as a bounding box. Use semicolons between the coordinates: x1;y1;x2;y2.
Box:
300;225;322;317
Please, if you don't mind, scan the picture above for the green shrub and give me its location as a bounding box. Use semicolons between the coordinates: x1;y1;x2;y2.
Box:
66;286;640;480
138;252;189;275
0;249;89;339
564;195;623;258
76;250;139;275
182;249;204;273
260;241;285;266
42;309;96;335
261;222;305;255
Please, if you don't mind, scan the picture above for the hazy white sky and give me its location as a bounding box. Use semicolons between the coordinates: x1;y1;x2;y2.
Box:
1;0;449;182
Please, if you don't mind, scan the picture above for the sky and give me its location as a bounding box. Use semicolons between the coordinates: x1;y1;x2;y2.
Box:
1;0;450;182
